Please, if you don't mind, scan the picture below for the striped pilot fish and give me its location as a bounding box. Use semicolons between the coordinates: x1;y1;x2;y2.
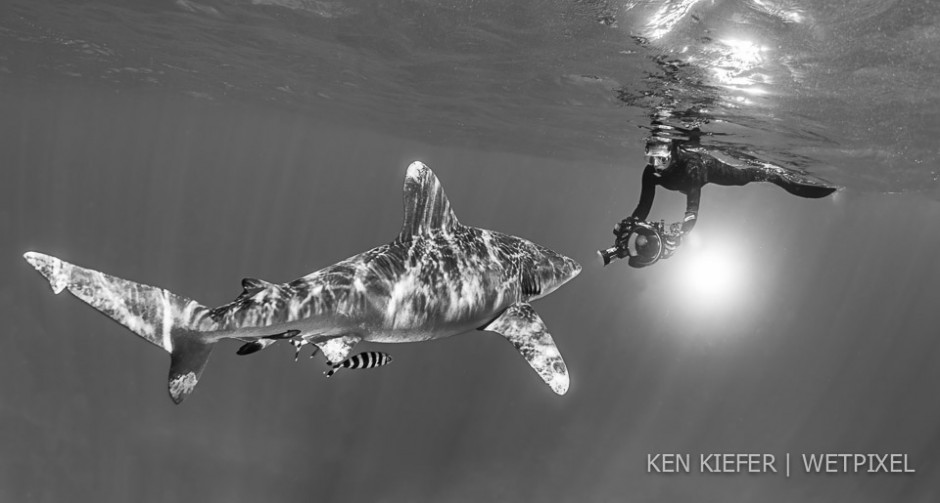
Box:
325;351;393;378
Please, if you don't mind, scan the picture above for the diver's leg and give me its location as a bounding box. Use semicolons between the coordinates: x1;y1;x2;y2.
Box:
704;160;763;187
708;161;835;198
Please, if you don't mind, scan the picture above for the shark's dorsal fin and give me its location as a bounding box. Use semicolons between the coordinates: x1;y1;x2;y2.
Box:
399;162;460;240
481;302;569;395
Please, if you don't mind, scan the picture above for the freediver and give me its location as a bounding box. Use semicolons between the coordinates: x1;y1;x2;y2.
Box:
599;137;837;268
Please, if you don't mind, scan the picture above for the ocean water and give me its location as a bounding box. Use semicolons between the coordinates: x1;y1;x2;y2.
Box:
2;0;939;502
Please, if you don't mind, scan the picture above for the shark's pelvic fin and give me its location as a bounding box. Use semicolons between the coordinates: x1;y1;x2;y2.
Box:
236;329;300;355
236;338;276;356
314;335;361;365
23;251;218;404
399;161;460;240
482;303;569;395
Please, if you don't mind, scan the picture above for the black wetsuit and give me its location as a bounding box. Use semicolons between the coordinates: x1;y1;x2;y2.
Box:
631;147;836;234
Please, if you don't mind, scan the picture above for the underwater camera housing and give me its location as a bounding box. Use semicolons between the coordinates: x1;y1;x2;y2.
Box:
598;220;664;267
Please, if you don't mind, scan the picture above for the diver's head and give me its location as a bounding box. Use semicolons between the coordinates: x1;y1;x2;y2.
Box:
645;138;673;172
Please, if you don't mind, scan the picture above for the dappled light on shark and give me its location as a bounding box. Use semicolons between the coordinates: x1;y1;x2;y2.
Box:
23;162;581;403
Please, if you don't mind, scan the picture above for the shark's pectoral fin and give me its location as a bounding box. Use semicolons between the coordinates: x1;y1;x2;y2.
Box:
315;335;361;365
482;303;569;395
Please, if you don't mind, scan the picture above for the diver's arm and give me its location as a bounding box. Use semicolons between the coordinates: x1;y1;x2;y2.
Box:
681;187;700;234
630;164;657;221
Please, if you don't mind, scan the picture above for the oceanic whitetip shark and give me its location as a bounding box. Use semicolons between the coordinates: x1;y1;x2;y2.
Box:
24;162;581;403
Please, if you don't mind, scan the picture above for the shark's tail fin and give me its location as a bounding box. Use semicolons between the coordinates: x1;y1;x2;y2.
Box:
23;251;219;404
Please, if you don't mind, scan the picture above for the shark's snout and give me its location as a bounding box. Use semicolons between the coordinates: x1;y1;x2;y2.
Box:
554;254;581;288
563;255;582;280
529;246;581;300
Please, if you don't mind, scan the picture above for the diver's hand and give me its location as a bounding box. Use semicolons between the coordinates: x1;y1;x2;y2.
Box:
661;222;684;251
613;216;640;237
668;221;684;236
614;235;630;251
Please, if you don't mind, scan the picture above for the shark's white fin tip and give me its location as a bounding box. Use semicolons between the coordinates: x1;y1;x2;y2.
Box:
168;372;198;404
406;161;429;175
24;251;70;294
168;338;214;405
551;373;570;395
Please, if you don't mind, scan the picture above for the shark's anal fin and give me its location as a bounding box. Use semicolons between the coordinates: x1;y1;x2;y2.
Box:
398;161;460;240
315;335;361;365
481;303;569;395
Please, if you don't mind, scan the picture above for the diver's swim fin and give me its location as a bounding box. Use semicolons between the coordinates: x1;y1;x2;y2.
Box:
766;171;837;199
778;183;836;199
